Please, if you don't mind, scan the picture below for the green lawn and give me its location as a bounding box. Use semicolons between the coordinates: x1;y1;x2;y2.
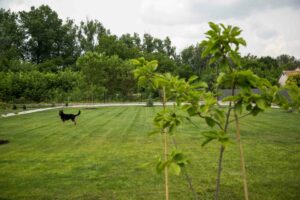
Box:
0;106;299;200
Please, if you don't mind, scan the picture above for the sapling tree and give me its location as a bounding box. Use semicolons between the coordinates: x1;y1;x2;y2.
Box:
194;22;284;200
132;57;192;200
198;22;250;200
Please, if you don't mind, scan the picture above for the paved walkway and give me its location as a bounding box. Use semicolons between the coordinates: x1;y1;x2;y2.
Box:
1;102;280;118
0;102;164;118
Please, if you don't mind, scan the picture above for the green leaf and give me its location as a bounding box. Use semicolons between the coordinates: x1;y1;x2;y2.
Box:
251;106;262;116
246;104;253;111
188;75;198;83
205;117;216;127
231;26;242;37
148;60;158;71
202;137;214;147
186;106;197;116
256;98;266;110
237;37;247;46
191;81;208;89
130;59;141;66
229;51;241;66
201;46;212;58
201;130;229;146
156;158;164;174
168;162;181;176
208;22;220;33
213;109;225;125
202;130;218;139
170;150;190;164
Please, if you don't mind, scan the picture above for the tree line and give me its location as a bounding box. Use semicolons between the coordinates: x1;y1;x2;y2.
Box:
0;5;299;103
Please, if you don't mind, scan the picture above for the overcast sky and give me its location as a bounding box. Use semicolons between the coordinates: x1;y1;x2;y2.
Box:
1;0;300;58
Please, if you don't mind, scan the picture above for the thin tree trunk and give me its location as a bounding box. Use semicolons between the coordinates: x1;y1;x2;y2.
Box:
162;86;169;200
164;130;169;200
215;85;235;200
234;111;249;200
215;145;225;200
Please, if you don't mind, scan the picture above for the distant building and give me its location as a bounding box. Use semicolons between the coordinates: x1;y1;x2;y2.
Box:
278;68;300;86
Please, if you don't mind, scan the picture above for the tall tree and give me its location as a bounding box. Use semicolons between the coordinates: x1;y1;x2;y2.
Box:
142;33;155;53
132;32;141;49
163;36;176;59
180;45;209;76
118;33;142;59
78;19;106;52
153;38;165;53
59;19;81;67
97;34;140;60
0;9;24;70
180;45;218;88
19;5;63;64
276;54;300;70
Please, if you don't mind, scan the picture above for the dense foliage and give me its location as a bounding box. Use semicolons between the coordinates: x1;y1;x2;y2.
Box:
0;5;299;103
0;70;82;102
287;73;300;86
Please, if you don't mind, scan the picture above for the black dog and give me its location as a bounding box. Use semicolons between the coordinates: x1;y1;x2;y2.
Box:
59;110;81;125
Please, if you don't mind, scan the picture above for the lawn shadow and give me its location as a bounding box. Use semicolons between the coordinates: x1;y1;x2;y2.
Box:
0;140;9;145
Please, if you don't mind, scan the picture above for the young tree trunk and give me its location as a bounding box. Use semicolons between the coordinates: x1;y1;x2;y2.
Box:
215;145;225;200
164;130;169;200
215;87;234;200
162;86;169;200
234;111;249;200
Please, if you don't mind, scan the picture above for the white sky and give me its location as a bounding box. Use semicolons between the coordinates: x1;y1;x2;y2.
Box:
1;0;300;58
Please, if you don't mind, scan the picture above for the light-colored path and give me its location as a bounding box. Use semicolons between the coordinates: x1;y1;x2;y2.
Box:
1;102;280;118
0;102;166;118
1;106;63;118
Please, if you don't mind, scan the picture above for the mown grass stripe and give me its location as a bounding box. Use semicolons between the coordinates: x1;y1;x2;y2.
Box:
0;107;299;200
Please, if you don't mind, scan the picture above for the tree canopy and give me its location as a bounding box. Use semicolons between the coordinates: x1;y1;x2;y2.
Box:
0;5;299;103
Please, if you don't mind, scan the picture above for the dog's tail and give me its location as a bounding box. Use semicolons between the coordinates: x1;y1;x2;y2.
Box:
76;110;81;116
